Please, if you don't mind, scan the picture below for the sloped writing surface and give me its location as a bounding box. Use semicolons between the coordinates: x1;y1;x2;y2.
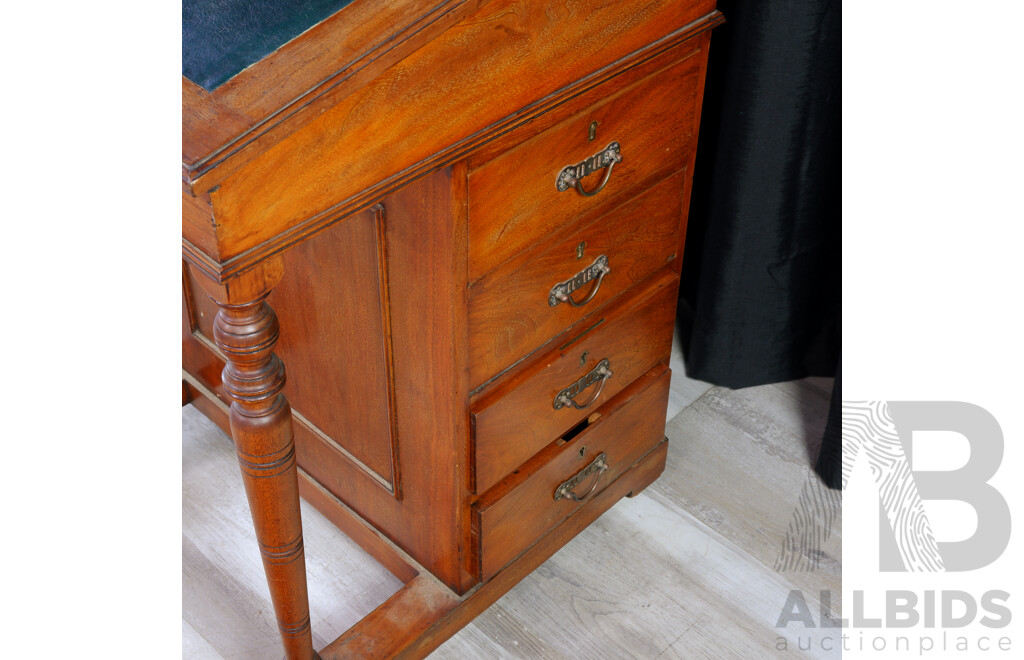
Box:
183;0;355;91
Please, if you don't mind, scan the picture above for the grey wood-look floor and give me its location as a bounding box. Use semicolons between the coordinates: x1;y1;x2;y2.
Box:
182;333;841;659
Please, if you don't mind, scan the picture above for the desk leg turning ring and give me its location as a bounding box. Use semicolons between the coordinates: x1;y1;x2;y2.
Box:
213;288;320;660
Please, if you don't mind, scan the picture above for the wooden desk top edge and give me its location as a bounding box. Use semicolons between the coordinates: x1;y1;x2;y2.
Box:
182;0;722;290
182;0;478;181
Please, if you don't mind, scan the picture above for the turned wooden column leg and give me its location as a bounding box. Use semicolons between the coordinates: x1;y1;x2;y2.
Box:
213;291;320;660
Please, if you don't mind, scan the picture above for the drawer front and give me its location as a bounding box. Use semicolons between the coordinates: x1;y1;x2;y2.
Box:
472;270;678;494
468;170;686;388
473;366;671;581
467;51;703;282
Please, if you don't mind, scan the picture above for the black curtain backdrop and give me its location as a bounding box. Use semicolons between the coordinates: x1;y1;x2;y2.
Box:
679;0;841;486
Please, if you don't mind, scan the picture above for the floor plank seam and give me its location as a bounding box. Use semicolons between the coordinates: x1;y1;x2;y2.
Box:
654;614;702;658
184;373;841;659
648;475;841;607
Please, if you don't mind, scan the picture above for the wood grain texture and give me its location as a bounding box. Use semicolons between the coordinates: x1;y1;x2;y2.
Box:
185;168;475;595
655;379;842;599
437;380;841;659
320;575;464;660
182;77;252;173
181;2;727;654
297;473;420;587
182;619;222;660
181;2;726;655
468;170;685;388
322;440;669;660
269;205;398;487
467;53;701;281
182;184;220;257
182;263;231;413
210;287;316;659
474;367;670;581
184;366;840;658
183;407;404;659
192;2;718;268
188;363;427;590
437;485;838;659
183;0;479;177
472;270;678;494
293;166;477;594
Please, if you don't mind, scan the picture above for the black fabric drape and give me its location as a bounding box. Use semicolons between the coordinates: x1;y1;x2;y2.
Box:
816;358;842;489
680;0;841;481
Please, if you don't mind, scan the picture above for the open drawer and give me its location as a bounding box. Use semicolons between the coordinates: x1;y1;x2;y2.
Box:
472;365;671;581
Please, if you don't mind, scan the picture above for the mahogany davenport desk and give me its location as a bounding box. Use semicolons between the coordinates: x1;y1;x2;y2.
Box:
182;1;722;657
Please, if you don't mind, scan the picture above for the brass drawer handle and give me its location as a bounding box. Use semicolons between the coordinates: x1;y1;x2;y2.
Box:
556;142;622;197
549;255;610;308
553;359;612;410
554;452;608;502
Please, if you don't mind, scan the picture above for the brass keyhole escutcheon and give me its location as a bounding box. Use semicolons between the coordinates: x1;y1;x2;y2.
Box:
576;241;586;259
588;121;598;141
579;446;587;458
580;351;589;367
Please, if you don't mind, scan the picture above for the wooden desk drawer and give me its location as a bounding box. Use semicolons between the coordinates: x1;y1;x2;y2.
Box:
473;366;670;581
468;170;685;389
471;269;678;494
467;52;703;282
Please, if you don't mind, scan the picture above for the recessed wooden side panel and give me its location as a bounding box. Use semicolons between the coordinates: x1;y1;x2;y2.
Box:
183;218;399;491
185;168;474;593
264;206;398;489
468;169;686;388
189;214;400;490
183;265;220;340
183;262;231;413
472;269;679;494
293;166;476;594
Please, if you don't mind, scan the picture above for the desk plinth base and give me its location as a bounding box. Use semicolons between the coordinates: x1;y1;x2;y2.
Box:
302;440;668;659
185;383;667;658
